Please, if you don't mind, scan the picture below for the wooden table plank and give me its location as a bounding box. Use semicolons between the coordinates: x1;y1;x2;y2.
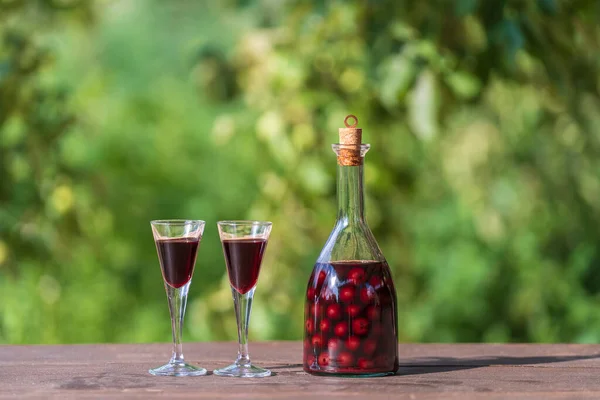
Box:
1;342;599;399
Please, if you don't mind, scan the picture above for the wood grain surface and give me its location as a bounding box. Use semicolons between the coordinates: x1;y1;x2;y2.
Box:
1;342;599;399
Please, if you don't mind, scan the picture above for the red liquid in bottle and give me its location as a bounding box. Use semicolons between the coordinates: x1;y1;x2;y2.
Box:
303;260;399;375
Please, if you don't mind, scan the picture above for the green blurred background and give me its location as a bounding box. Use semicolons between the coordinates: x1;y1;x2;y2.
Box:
2;0;600;345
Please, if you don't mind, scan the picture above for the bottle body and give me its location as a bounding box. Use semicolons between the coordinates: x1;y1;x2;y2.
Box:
303;260;398;375
303;142;399;376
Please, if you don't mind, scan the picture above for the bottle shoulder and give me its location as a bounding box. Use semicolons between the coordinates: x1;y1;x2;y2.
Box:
317;219;386;263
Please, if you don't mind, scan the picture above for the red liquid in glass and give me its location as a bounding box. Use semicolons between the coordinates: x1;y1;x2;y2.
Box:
156;238;199;288
222;238;267;294
303;260;398;375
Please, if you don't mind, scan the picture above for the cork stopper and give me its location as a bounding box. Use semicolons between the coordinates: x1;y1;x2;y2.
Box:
337;115;363;166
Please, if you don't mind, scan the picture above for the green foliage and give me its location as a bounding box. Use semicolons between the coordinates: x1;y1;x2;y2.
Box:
1;0;600;344
204;0;600;343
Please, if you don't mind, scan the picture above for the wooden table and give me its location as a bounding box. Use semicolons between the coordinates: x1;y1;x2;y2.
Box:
1;342;599;399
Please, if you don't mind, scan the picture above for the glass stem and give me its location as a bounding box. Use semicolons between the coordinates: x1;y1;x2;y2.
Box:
166;282;190;365
232;286;255;367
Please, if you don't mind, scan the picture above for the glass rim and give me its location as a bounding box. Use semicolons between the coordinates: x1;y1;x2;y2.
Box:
217;220;272;226
151;219;206;226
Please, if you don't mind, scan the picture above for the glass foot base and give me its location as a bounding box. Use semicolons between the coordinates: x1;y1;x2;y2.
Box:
149;362;207;377
214;363;271;378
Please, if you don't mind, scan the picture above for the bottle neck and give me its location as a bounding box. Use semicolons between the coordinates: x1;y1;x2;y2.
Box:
337;163;365;224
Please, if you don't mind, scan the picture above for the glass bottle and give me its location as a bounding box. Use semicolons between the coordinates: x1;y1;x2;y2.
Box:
303;115;399;376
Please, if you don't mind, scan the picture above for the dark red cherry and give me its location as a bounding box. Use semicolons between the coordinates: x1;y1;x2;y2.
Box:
346;304;362;318
305;355;315;366
305;319;314;334
318;352;330;366
319;319;331;332
346;336;361;351
347;268;366;285
328;338;342;353
307;287;316;301
339;285;356;303
306;303;319;319
326;304;342;320
334;321;348;337
311;335;323;348
352;318;369;336
357;358;374;369
360;286;377;303
363;339;377;355
369;275;383;289
336;351;353;367
316;270;327;287
303;338;311;351
366;305;380;321
371;323;383;337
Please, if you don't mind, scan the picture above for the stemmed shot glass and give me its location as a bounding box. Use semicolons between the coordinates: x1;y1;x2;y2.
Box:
149;219;207;376
214;220;272;378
